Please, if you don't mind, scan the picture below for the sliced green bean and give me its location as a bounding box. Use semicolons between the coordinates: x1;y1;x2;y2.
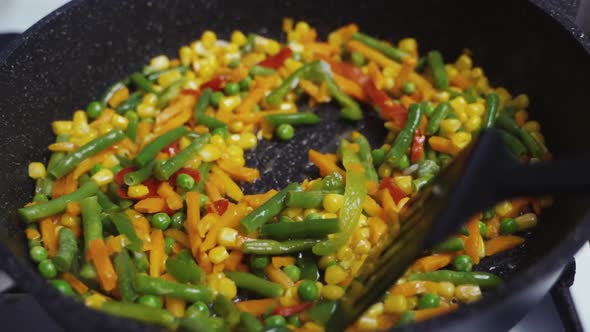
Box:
100;301;178;329
265;113;320;126
225;271;284;298
408;270;502;288
113;250;138;302
124;111;139;141
52;227;78;272
237;312;264;332
124;161;155;186
95;190;119;212
432;237;465;253
134;274;213;303
101;81;127;105
35;177;54;197
482;93;500;129
241;183;300;234
197;114;227;129
110;212;143;252
427;50;448;90
130;72;156;93
241;239;321;255
499;129;527;157
353;135;378;182
425;102;451;135
165;250;204;284
385;103;423;166
157;79;185;109
193;88;212;120
115;91;142;115
250;65;277;76
80;196;103;255
352;32;409;63
153;133;210;180
286;191;328;209
260;219;340;240
212;294;240;328
134;126;188;167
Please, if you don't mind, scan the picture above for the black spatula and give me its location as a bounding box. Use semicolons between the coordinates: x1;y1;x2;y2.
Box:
328;128;590;331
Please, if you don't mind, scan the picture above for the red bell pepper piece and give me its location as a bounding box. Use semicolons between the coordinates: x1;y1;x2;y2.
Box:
379;177;407;204
272;302;313;317
180;89;200;97
116;187;131;200
200;75;230;91
163;140;180;157
205;199;229;215
325;59;369;84
363;80;408;127
411;130;426;163
258;48;293;69
142;178;161;198
115;167;138;186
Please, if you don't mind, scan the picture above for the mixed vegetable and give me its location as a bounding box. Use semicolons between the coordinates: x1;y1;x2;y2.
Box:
21;20;551;331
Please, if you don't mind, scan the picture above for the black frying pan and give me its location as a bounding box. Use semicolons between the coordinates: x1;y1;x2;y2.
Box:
0;0;589;331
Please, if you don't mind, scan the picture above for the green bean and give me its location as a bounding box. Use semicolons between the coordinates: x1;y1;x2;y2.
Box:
425;102;451;135
80;196;103;255
115;91;142;115
197;114;227;129
101;81;127;105
297;252;320;281
308;301;338;325
464;87;480;103
180;315;225;332
241;183;300;234
193;88;212;120
241;239;321;255
266;61;325;106
124;161;155;186
124;111;139;141
260;219;340;240
352;32;409;63
146;66;189;81
241;33;257;54
324;74;363;121
153;133;210;180
113;250;137;302
310;172;344;193
499;129;527;157
249;65;277;76
212;294;240;328
427;50;448;90
100;301;178;329
432;237;465;253
52;227;78;272
482;93;500;129
157;79;185;109
95;190;119;212
408;270;502;288
353;135;378;182
134;126;188;167
49;129;126;179
35;177;54;197
417;159;440;178
191;162;211;193
237;312;264;332
265;112;321;126
130;72;156;93
109;212;143;252
225;271;284;298
385;103;423;166
494;112;521;135
132;251;149;273
412;175;433;192
134;274;213;303
165;250;204;284
19;181;100;222
495;113;545;158
286;191;328;208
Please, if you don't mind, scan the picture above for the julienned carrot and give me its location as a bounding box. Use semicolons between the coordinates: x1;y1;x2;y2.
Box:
106;235;125;255
125;209;152;251
200;204;248;252
88;238;117;292
134;197;166;213
155;108;192;136
271;256;296;269
89;108;115;129
157;182;183;211
242;190;279;209
369;216;388;245
450;73;472;89
217;159;260;183
164;229;190;248
237;75;279;113
309;149;345;177
185;192;201;258
225;251;244;271
40;217;58;256
305;42;340;56
236;298;279;316
412;254;454;273
329;23;359;45
333;73;366;101
428;136;458;155
367;61;384;90
154;94;196;128
210;168;244;201
400;95;415;109
26;228;40;241
413;303;459;321
485;235;525;256
299;79;330;103
393;57;418;93
213;264;225;273
61;272;89;295
166;297;186;318
465;217;484;264
347;40;401;71
390;280;439;296
205;181;223;202
197;252;213;274
265;265;294;288
197;213;217;239
72;151;110;179
150;229;166;277
363;195;384;217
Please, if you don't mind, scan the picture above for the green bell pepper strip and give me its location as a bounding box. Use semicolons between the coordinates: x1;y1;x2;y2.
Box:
130;72;156;93
384;103;423;166
197;114;227;130
260;219;340;240
286;191;330;209
109;212;143;252
242;239;321;255
265;112;321;126
412;175;434;192
180;316;225;332
124;111;139;141
240;183;300;234
165;250;205;284
115;91;142;115
309;172;344;193
19;181;100;222
46;134;70;178
408;270;502;288
49;129;126;179
153;133;210;180
123;160;155;186
297;251;320;281
146;66;189;81
313;143;367;255
250;65;277;76
101;81;127;105
95;190;120;212
225;271;284;298
212;294;241;328
193;88;212;120
113;250;138;302
266;62;318;106
156;79;185;109
353;134;378;182
35;177;54;197
432;237;465;253
237;312;264;332
52;227;78;272
499;129;528;157
427;50;448;90
100;301;178;330
80;196;103;255
425;102;451;135
495;113;545;158
324;74;363;120
134;274;213;303
482;92;500;129
308;301;338;325
134;125;189;167
352;32;409;63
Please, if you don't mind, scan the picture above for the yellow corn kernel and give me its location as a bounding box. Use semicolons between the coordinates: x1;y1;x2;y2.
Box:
209;246;229;264
279;102;297;112
98;123;114;135
466;103;485;117
157;69;181;87
451;132;472;150
102;154;119;168
495;200;513;217
217;227;239;248
52;121;73;135
198;144;222;162
303;208;319;218
531;131;545;145
142;93;158;106
229;121;244;133
378;163;393;178
179;136;191;150
150;55;170;71
321;284;345;301
323;194;344;213
282;207;303;220
85;293;107;309
523;121;541;133
217;277;237;299
455;285;482;303
280;285;300;307
325;264;347;284
179;46;193;66
515;213;538;230
366;302;384;317
265;40;281;55
230;156;246;167
210;135;226;149
285;58;303;72
353;227;370;241
71;120;91;137
354;239;371;254
226;145;243;158
231;30;247;47
358;315;379;331
407;296;418;310
393;175;413;194
434;90;451;103
398;38;417;54
450;96;467;114
184;79;199;91
128;185;149;199
318;255;335;269
48;142;78;152
60;214;80;227
384;295;407;313
219;96;242;114
137;104;157;118
28;162;46;179
509;94;530;109
446;65;458;79
464;116;482;132
470;67;483;79
456;54;473;70
438;281;455;299
111;114;129;130
495;87;512;105
91;168;114;186
201;30;217;49
238;132;257;150
440;119;462;136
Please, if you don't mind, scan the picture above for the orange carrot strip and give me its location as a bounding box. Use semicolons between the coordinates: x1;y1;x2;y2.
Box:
40;217;58;256
108;86;130;108
428;136;458;155
61;272;89;295
271;256;296;269
242;189;279;209
51;175;67;198
225;251;244;271
413;303;458;321
134;197;166;213
450;73;472;89
149;229;166;277
26;228;40;241
137;121;153;145
197;252;213;274
106;235;125;255
125;209;152;251
236;299;279;316
155;94;196;127
309;149;345;177
393;57;417;93
390;281;439;296
154;108;192;135
306;42;340;57
485;235;525;256
66;202;81;216
88;238;117;292
465;217;484;264
205;181;223;202
209;169;244;201
237;75;279;113
363;195;383;217
329;24;359;45
265;265;294;288
299;79;331;103
369;216;388;245
217;159;260;183
347;40;400;71
333;73;367;101
166;297;186;318
185;192;201;257
412;254;454;273
368;61;385;89
164;229;190;248
212;264;225;273
157;181;184;211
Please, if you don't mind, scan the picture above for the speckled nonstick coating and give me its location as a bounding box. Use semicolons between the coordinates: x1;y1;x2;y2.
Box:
0;0;589;331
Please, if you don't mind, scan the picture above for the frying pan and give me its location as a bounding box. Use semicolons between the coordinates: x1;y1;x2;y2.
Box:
0;0;589;331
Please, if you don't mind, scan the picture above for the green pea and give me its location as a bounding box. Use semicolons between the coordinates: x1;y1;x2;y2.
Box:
298;280;319;301
452;254;473;272
176;173;195;190
151;212;172;230
250;255;270;270
212;127;229;138
422;101;436;117
228;59;240;69
276;124;295;141
86;101;105;119
265;315;287;328
164;236;175;255
210;91;224;107
239;77;252;91
500;218;518;234
30;246;48;263
186;301;210;318
479;221;487;237
79;263;97;280
33;194;48;202
49;280;75;296
417;292;440;309
402;82;416;95
90;164;104;175
171;212;185;229
351;51;366;66
287;314;302;327
397;154;410;170
38;259;57;279
283;265;301;282
138;294;162;308
482;207;496;220
372;148;386;166
224;82;240;96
